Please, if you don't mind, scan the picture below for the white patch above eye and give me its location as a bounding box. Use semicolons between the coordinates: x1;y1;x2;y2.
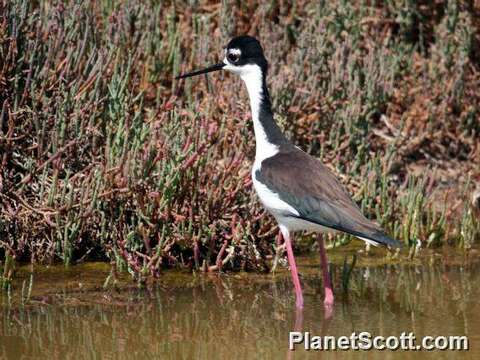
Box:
228;48;241;55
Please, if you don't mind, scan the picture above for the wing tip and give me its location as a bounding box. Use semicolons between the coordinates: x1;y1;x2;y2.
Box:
291;215;404;249
364;231;403;249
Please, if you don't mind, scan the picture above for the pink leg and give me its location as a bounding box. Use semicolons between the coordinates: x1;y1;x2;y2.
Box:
282;228;304;309
318;235;334;307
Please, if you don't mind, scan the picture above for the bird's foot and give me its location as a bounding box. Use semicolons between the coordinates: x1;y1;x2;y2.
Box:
323;288;334;307
295;295;304;309
323;290;334;319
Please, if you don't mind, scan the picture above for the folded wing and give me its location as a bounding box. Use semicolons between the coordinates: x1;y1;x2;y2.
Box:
255;146;402;248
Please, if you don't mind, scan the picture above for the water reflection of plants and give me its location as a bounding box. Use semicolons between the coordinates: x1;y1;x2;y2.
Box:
1;0;479;281
1;260;478;358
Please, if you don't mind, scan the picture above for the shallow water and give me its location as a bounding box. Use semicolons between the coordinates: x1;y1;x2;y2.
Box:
1;247;479;359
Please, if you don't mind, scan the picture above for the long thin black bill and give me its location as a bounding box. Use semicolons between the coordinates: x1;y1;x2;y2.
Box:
175;63;225;79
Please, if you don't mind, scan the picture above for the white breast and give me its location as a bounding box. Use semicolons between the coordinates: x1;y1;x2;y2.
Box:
252;161;335;234
251;164;299;219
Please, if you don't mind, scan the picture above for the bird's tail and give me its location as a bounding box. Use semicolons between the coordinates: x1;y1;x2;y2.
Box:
357;231;403;248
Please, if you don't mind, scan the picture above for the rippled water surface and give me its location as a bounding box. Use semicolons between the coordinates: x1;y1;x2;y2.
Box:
1;247;479;359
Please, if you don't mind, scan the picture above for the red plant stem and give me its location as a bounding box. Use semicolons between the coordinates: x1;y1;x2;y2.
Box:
215;240;228;271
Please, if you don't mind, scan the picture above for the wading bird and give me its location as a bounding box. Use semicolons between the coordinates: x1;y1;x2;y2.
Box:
176;35;401;309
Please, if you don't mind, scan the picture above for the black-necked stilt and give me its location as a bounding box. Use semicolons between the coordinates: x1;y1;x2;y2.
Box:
176;35;402;309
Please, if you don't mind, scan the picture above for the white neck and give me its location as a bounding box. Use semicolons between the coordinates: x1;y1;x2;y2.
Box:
239;64;279;163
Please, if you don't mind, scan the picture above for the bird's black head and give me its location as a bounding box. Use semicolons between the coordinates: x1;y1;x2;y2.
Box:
175;35;268;79
223;35;268;74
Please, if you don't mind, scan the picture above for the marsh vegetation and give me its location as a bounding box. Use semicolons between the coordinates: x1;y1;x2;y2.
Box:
0;0;479;281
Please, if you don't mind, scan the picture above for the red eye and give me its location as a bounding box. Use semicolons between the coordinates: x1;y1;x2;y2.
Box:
228;53;240;63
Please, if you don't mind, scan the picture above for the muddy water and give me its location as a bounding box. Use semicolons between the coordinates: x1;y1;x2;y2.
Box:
1;247;479;359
